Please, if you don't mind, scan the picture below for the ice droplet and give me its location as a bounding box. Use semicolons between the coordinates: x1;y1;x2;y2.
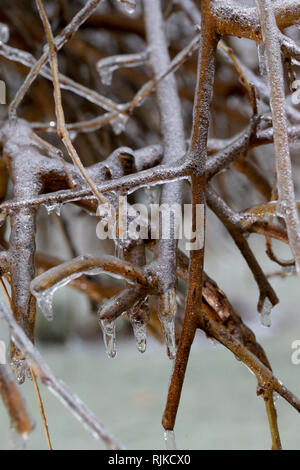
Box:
260;297;273;328
118;0;136;15
0;23;10;44
164;430;177;450
110;112;129;135
99;318;117;358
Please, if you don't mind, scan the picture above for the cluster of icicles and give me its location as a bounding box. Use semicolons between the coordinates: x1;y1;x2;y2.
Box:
30;253;177;361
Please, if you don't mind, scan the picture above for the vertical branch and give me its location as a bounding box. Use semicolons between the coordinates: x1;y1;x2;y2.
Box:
35;0;106;204
144;0;186;358
162;0;218;430
256;0;300;275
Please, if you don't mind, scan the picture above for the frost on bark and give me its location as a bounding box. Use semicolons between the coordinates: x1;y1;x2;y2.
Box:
0;0;300;450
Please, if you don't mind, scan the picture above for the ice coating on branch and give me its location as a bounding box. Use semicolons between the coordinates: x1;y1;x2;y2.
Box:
117;0;136;15
158;289;177;360
31;265;109;321
97;50;148;86
0;23;9;44
164;430;177;450
260;297;273;328
99;318;117;358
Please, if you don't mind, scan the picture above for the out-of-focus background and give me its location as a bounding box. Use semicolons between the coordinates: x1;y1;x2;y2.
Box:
0;0;300;450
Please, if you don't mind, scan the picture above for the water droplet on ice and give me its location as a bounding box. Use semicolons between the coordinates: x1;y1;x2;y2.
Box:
100;318;117;358
164;430;177;450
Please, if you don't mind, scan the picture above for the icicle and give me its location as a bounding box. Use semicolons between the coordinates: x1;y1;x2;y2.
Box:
164;430;177;450
69;131;77;142
118;0;136;15
10;359;28;385
282;265;296;277
129;297;149;353
110;112;129;135
9;427;28;450
0;210;8;227
158;289;177;360
131;317;147;353
0;23;9;44
260;297;273;328
99;317;117;358
99;66;114;86
42;201;62;216
276;200;292;220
